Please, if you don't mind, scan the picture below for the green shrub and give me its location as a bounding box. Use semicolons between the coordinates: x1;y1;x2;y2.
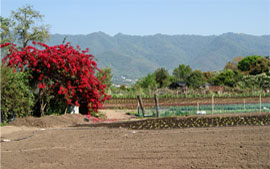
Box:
1;66;34;123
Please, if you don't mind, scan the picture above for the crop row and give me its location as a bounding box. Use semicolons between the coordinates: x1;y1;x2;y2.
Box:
110;93;270;99
104;97;270;109
79;113;270;130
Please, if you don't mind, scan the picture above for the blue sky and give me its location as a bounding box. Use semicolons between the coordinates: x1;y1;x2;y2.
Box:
1;0;269;36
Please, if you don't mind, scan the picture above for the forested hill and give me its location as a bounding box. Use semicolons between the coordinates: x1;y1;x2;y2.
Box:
48;32;270;83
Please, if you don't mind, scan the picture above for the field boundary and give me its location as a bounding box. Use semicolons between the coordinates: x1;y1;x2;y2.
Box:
75;113;270;130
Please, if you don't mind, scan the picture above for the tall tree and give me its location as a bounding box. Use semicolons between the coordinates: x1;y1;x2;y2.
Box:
173;64;192;82
249;57;270;75
237;55;262;72
186;70;206;88
154;68;170;88
11;5;50;48
213;69;242;87
0;16;14;43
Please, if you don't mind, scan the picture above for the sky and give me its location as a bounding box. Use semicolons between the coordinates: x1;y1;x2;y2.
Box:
1;0;270;36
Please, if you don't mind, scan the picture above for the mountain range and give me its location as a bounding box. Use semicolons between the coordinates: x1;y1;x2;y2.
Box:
48;32;270;84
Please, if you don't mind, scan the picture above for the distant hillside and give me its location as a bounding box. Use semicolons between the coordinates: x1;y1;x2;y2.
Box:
48;32;270;84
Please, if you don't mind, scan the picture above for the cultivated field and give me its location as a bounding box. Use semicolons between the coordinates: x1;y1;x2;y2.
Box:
1;112;270;169
104;96;270;109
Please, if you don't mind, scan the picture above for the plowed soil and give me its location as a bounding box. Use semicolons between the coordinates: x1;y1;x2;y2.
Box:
1;123;270;169
104;97;270;109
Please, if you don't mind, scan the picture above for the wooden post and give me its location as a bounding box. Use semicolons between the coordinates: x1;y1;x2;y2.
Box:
137;96;145;117
197;102;199;112
212;95;214;115
154;94;160;117
137;102;140;117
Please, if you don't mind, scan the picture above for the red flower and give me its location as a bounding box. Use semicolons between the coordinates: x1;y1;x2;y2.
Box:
1;42;110;114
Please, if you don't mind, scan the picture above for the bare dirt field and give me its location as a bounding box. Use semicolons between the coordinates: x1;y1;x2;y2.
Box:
1;121;270;169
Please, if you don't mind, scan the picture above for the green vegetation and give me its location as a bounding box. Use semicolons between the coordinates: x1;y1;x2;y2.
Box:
89;114;270;129
110;55;270;97
213;69;242;87
154;68;170;88
161;103;270;117
173;64;192;82
1;5;270;123
1;66;34;123
186;70;206;88
97;67;113;89
11;5;50;48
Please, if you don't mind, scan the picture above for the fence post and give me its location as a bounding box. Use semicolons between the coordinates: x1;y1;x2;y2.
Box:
197;102;199;113
137;102;140;117
154;94;160;118
137;95;145;117
212;95;214;114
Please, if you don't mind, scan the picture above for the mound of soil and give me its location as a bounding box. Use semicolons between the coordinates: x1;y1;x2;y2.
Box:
10;114;91;128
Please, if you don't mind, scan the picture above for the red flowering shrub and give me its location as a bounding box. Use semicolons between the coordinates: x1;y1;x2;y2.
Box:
1;42;110;115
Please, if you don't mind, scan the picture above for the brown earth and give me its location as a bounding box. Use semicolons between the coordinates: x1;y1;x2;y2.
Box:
8;114;92;128
1;125;270;169
8;109;135;128
104;97;270;109
1;111;270;169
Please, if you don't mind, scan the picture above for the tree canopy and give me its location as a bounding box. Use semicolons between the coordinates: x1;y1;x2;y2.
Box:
11;5;50;48
186;70;206;88
237;55;262;72
154;68;170;88
173;64;192;82
1;42;109;116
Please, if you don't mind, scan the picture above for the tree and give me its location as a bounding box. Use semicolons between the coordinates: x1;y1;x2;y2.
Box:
136;73;157;90
154;68;170;88
186;70;206;88
1;42;109;116
224;56;244;71
0;16;14;43
11;5;50;48
97;67;113;89
249;57;270;75
1;65;34;123
238;55;262;72
213;69;242;87
173;64;192;82
237;73;270;91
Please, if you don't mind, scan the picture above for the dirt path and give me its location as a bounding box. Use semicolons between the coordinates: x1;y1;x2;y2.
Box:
1;125;270;169
100;109;136;120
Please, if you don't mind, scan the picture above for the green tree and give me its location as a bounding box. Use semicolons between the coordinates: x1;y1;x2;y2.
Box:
154;68;170;88
0;16;14;43
249;57;270;75
172;64;192;82
186;70;206;88
1;65;34;123
238;55;262;72
11;5;50;48
136;73;157;90
213;69;242;87
97;67;113;89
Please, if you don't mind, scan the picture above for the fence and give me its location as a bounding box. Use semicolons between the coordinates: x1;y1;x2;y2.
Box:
137;95;270;117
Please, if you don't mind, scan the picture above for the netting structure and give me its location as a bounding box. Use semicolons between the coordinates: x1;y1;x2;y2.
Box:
139;102;270;117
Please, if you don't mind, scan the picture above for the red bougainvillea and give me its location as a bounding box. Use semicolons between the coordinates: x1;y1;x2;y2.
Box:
1;42;110;114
